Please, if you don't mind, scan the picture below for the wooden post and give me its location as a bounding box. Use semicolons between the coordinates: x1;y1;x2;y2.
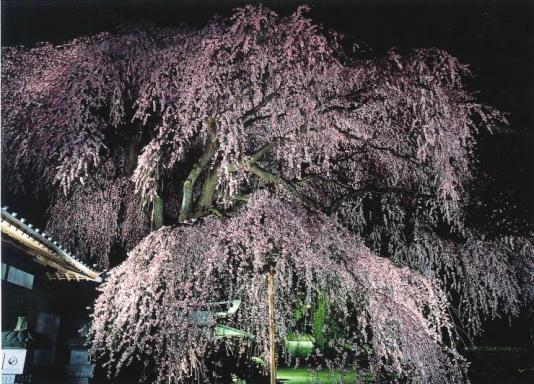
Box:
267;267;276;384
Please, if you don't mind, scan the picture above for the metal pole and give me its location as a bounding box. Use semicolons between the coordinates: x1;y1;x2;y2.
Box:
267;267;276;384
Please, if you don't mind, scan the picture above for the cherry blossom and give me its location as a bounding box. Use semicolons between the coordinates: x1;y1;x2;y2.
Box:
2;5;531;383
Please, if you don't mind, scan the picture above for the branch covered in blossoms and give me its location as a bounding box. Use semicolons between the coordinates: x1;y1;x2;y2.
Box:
2;4;531;382
89;192;466;383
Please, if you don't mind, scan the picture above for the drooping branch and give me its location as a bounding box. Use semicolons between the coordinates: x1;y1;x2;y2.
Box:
267;266;276;384
333;124;419;165
179;118;218;222
3;6;524;383
325;172;437;200
90;192;468;384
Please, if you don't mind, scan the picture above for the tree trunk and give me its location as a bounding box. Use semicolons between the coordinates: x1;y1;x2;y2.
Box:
151;194;164;230
267;267;276;384
197;166;219;214
179;118;218;222
126;139;140;175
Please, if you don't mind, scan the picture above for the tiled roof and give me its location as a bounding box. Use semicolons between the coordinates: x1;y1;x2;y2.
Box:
1;207;101;282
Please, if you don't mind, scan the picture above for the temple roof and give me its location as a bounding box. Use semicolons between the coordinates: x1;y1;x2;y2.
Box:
1;207;101;282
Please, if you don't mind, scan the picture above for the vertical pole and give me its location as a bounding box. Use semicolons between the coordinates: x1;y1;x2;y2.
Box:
267;267;276;384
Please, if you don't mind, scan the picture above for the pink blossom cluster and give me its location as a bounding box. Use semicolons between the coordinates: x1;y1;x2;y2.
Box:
90;192;466;383
2;5;532;382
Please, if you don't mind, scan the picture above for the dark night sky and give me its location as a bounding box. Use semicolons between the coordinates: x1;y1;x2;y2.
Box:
2;0;533;227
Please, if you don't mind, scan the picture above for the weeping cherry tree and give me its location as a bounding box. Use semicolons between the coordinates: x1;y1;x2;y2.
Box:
2;5;532;384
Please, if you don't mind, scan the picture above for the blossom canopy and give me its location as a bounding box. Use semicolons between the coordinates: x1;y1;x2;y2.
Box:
2;4;532;384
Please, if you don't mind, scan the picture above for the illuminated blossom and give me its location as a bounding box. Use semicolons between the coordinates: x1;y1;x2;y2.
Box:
2;5;531;383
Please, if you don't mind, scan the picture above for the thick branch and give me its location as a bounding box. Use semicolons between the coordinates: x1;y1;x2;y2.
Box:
224;138;319;209
248;138;284;163
189;137;316;216
179;118;218;222
224;138;283;174
242;91;278;119
244;162;318;209
187;139;282;220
